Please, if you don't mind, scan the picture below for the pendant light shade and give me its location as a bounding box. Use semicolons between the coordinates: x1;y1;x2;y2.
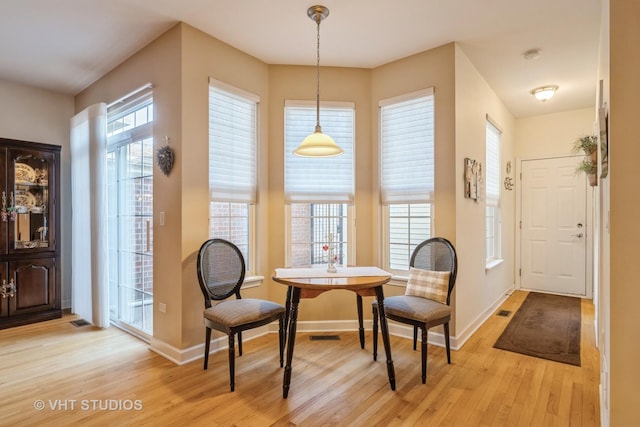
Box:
293;5;344;157
294;126;344;157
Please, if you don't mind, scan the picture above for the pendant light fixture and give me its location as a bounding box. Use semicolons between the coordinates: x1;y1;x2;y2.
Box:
293;5;344;157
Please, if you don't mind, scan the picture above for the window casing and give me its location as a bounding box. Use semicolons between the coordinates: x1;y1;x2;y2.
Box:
284;101;355;267
208;79;258;273
379;89;435;275
486;118;502;263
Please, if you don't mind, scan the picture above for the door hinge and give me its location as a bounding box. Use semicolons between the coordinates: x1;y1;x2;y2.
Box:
519;268;522;277
519;220;522;229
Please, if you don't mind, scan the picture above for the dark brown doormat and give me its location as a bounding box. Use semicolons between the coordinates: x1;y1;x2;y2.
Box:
493;292;581;366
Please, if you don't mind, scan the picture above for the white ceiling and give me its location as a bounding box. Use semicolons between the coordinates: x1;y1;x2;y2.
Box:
0;0;602;118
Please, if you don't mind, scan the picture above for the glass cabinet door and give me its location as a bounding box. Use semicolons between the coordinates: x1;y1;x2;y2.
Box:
5;152;54;251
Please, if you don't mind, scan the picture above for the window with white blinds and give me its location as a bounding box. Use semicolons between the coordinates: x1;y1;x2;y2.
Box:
209;80;258;204
485;118;502;262
208;79;258;271
379;89;435;274
486;120;501;207
380;88;435;204
284;101;355;268
284;101;354;203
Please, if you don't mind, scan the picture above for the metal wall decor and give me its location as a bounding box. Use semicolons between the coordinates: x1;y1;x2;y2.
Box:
504;161;514;191
464;157;481;201
156;136;175;176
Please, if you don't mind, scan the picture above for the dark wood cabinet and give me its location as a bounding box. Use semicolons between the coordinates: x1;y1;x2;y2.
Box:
0;138;61;329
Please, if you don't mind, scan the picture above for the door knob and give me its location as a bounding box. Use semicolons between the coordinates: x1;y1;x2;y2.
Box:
572;233;584;238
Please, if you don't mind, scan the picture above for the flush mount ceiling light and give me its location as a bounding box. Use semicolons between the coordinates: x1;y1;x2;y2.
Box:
293;5;344;157
531;85;559;102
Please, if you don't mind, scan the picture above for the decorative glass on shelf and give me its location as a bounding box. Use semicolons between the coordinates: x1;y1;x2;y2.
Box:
10;156;49;250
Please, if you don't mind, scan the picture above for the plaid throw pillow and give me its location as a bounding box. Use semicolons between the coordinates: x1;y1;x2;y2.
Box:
405;267;451;304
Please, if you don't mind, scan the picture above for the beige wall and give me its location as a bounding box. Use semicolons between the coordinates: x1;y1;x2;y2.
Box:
0;79;74;308
516;108;596;158
370;43;459;332
454;45;516;336
267;65;373;321
180;24;271;346
609;0;640;424
76;24;185;348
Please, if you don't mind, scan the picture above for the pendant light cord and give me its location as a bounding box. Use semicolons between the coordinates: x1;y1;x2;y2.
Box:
315;14;322;132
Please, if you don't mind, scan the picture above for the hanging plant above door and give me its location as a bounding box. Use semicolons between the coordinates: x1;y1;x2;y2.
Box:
571;134;598;186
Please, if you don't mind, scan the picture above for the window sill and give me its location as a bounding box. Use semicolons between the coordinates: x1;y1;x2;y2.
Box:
243;275;264;289
485;259;504;272
388;275;409;287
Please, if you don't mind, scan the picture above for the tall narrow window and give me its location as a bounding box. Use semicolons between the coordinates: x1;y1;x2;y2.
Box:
380;89;435;273
486;118;502;263
107;86;154;337
284;101;355;267
208;79;258;273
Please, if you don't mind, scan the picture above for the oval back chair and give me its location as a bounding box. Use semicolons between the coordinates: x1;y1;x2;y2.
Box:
197;238;285;391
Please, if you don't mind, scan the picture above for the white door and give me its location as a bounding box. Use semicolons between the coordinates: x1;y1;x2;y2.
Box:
520;156;587;296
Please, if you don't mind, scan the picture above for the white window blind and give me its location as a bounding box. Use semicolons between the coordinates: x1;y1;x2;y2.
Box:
209;79;258;203
284;101;354;203
486;120;501;206
380;89;435;204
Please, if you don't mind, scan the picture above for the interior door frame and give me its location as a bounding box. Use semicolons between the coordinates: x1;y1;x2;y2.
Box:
515;155;594;298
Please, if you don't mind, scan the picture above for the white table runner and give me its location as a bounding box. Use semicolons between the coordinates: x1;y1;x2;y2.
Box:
274;266;391;279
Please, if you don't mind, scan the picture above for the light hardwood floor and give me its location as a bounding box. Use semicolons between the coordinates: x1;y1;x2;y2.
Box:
1;290;599;426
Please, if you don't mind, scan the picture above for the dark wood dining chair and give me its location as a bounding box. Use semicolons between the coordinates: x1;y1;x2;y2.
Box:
372;237;458;383
197;238;285;392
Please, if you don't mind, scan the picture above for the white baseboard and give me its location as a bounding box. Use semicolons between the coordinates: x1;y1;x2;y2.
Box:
149;325;272;365
149;318;464;365
453;289;512;349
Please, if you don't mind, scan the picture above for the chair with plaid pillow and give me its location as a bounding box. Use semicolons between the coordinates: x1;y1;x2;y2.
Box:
372;237;458;383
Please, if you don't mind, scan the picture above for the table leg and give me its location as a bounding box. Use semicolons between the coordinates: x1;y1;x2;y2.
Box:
283;286;301;398
283;285;292;346
374;286;396;391
356;295;364;349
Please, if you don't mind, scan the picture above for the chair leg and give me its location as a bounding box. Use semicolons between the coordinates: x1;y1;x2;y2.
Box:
372;305;379;361
204;327;212;370
228;333;236;392
413;326;418;351
444;322;451;364
421;327;428;384
278;316;285;368
237;331;243;356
